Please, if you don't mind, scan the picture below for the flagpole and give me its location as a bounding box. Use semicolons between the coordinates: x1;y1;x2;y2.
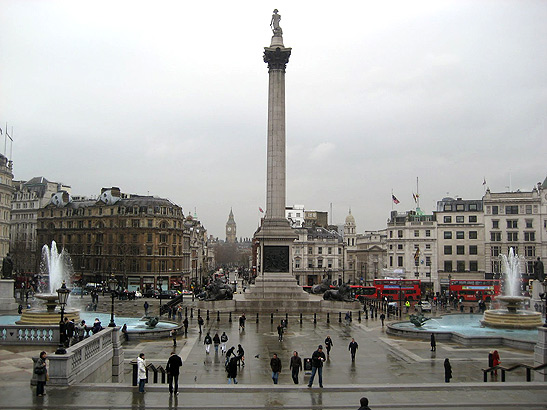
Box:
416;177;420;209
3;123;6;157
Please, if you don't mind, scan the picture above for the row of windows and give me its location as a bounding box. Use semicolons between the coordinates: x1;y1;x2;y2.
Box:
43;205;182;218
443;203;480;212
443;260;479;272
444;245;479;255
14;202;36;209
390;243;432;250
443;215;478;223
303;247;342;255
391;230;432;238
490;245;536;258
443;231;478;239
57;243;186;257
491;219;534;229
488;205;536;215
490;232;536;242
77;257;183;273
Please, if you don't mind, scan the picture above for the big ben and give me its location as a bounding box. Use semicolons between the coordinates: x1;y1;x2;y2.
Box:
226;209;236;244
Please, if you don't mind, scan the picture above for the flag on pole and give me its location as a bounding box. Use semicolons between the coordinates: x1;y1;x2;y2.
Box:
392;194;400;204
0;128;2;135
259;207;264;213
412;193;417;203
414;248;420;261
482;177;486;186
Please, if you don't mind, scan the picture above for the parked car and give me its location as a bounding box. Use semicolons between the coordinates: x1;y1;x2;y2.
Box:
157;290;177;299
417;301;432;312
70;287;88;295
143;289;159;298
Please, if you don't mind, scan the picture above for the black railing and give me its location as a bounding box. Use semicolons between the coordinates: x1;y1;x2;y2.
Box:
481;363;547;382
132;361;168;386
159;295;183;316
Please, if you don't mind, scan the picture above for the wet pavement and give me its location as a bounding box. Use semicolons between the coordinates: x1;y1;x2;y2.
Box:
1;300;546;409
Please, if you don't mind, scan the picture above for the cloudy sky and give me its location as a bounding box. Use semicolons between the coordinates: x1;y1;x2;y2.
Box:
1;0;546;239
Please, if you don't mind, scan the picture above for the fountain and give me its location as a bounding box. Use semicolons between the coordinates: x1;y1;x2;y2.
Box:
17;242;81;325
482;248;542;329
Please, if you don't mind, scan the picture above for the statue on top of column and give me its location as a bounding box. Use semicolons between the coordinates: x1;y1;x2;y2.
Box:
270;9;282;36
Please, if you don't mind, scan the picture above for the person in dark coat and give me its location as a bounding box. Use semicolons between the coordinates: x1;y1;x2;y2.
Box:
166;351;183;395
324;336;333;356
197;315;204;333
213;333;221;353
239;313;246;331
237;344;245;367
65;318;75;346
225;346;235;366
430;334;436;351
34;351;48;396
358;397;371;410
444;358;452;383
226;356;238;384
348;338;359;362
91;318;102;334
220;332;228;354
308;345;326;388
204;332;212;354
380;313;386;326
277;323;284;341
289;351;302;384
183;317;189;335
270;353;282;384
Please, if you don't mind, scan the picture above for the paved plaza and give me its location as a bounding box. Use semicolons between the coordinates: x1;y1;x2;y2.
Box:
1;299;546;409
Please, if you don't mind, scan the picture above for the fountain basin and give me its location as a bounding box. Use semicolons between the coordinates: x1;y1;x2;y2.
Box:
482;309;542;329
16;308;81;325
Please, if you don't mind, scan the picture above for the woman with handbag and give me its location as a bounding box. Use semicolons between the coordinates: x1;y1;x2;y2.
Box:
34;351;47;396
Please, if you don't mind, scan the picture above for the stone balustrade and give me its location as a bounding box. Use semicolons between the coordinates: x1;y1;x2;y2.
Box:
0;325;59;345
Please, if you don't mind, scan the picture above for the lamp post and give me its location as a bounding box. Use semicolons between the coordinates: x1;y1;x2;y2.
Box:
158;276;163;315
108;274;117;327
55;281;70;355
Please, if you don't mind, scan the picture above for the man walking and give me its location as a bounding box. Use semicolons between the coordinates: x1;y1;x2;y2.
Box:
239;313;246;331
380;313;386;326
213;333;221;353
144;301;149;316
204;332;212;354
183;317;189;335
220;332;228;354
197;315;204;334
430;334;436;351
289;351;302;384
277;322;284;341
308;345;326;388
166;351;183;395
324;335;333;356
270;353;282;384
348;338;358;362
170;328;178;347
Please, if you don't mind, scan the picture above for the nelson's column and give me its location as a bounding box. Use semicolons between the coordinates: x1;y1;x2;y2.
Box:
246;10;311;309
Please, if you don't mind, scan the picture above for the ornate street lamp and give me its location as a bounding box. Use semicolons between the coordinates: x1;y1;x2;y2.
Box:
108;274;117;327
55;281;70;355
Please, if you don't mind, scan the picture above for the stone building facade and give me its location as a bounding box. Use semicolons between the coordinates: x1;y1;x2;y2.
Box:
0;154;14;265
225;209;236;244
36;187;208;292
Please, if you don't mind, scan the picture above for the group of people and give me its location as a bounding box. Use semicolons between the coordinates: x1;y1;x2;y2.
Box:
202;331;230;355
60;317;102;347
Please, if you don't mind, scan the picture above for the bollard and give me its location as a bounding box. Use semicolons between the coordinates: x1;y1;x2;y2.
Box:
526;368;531;382
132;361;138;386
207;310;210;321
313;313;317;324
299;313;303;324
365;308;368;320
217;311;220;322
185;306;188;317
256;313;259;323
229;312;232;323
327;312;330;323
285;313;288;325
190;307;194;318
271;313;274;324
349;311;353;321
198;308;201;318
483;371;488;382
339;312;342;323
358;311;361;322
375;307;378;318
501;369;506;382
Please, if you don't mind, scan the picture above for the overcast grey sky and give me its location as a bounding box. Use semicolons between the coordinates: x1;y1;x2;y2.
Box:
1;0;546;239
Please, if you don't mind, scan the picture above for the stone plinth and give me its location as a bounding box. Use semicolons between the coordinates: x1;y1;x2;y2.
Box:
534;326;547;381
0;279;18;311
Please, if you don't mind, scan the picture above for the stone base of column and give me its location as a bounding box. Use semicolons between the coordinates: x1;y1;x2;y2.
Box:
0;279;18;311
534;326;547;381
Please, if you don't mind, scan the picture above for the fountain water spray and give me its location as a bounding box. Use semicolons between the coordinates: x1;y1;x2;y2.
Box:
501;247;523;297
40;241;74;294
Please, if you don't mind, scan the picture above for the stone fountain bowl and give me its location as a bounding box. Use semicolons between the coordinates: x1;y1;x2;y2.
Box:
481;295;542;329
16;293;81;325
35;293;60;312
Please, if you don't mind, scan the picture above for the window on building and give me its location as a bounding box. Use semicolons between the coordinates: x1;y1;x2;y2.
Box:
147;233;152;242
389;230;393;238
508;246;518;255
425;230;431;237
414;230;419;237
295;259;300;269
492;260;500;274
490;232;501;242
132;220;140;228
456;204;465;211
318;259;323;268
492;206;498;215
469;204;478;211
524;232;535;242
469;231;478;239
525;246;535;257
444;204;453;211
338;248;342;255
398;230;403;238
457;261;465;272
318;247;323;254
397;256;403;267
469;215;477;223
492;220;499;229
444;246;452;255
389;244;393;250
147;260;152;272
146;246;152;255
456;231;464;239
426;256;431;266
397;244;403;250
507;220;518;229
469;261;478;271
507;232;518;242
425;244;431;250
328;259;332;268
444;216;452;223
389;256;393;267
525;205;532;214
444;261;452;272
328;247;332;254
444;231;452;239
506;205;518;214
525;219;533;228
148;219;153;227
469;245;478;255
160;234;167;243
308;247;313;254
308;261;313;268
457;245;465;255
456;216;464;223
491;246;501;257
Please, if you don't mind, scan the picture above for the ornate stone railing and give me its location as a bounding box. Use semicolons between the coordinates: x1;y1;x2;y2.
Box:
0;325;59;345
43;327;123;385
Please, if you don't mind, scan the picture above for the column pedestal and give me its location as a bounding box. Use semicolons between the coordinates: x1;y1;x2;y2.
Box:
0;279;18;311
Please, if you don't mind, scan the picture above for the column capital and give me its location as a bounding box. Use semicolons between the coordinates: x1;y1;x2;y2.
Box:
264;47;291;71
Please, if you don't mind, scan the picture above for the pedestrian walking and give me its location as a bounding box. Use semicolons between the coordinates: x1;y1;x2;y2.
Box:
66;318;75;346
166;351;183;395
170;328;178;347
277;322;284;341
225;346;235;365
492;350;501;375
197;315;204;333
204;332;212;354
270;353;282;384
380;313;386;326
358;397;372;410
239;313;246;331
289;351;302;384
237;344;245;367
213;333;221;353
34;351;47;396
444;358;452;383
177;305;183;320
183;317;189;335
144;301;149;316
430;334;436;352
348;337;359;362
220;332;228;354
137;353;147;393
324;335;333;356
307;345;326;388
345;311;352;325
122;324;129;342
226;356;238;384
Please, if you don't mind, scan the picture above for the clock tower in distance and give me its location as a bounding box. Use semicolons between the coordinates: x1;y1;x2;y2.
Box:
226;209;237;244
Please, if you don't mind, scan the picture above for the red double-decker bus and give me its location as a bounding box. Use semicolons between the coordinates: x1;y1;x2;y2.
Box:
449;279;500;302
349;285;378;302
373;279;421;301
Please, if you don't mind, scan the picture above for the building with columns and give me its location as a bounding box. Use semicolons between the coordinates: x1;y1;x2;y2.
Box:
0;154;13;265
